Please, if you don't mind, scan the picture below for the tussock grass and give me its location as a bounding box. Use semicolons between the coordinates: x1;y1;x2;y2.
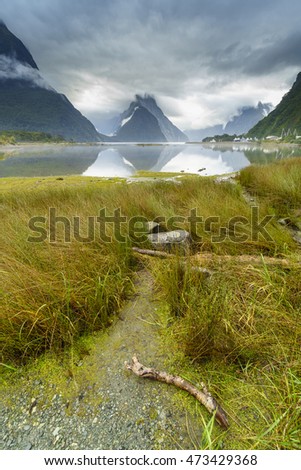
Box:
152;258;301;364
239;157;301;214
1;162;300;449
0;182;134;365
151;257;301;449
0;170;298;366
149;159;301;449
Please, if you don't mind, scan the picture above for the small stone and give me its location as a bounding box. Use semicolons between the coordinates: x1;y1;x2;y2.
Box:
53;427;60;437
293;233;301;244
278;217;291;226
23;442;32;450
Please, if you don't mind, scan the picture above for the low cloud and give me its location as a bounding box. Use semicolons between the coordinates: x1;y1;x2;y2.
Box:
0;55;55;91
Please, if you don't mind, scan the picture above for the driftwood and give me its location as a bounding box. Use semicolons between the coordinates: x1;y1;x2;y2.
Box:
132;247;213;276
132;247;173;258
125;355;229;429
133;247;299;268
194;253;299;267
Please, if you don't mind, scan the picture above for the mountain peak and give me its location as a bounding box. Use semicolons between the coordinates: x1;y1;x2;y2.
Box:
0;21;38;69
135;93;155;101
97;93;187;142
131;93;187;141
115;105;166;142
0;22;101;142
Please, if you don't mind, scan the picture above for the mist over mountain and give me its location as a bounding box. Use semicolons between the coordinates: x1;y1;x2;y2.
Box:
184;124;224;142
0;21;101;142
248;73;301;138
224;102;273;135
185;102;273;141
98;94;187;142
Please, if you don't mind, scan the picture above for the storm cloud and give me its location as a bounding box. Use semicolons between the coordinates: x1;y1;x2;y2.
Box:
1;0;301;129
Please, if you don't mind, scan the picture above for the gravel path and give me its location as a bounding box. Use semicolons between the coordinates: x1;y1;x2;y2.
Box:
0;270;199;450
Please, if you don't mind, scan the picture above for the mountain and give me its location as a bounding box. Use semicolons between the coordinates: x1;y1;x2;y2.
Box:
134;95;187;141
0;21;101;142
248;73;301;138
0;19;38;69
98;94;187;142
114;106;166;142
224;102;273;135
184;124;224;142
185;102;273;141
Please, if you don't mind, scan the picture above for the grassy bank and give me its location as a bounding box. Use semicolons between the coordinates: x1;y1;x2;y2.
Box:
147;158;301;449
0;166;299;365
0;158;300;449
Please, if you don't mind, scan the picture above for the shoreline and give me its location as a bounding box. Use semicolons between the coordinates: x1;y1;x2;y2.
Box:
1;140;301;150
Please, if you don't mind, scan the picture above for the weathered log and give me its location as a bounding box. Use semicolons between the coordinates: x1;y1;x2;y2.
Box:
132;247;213;276
125;355;229;429
194;253;299;267
133;247;298;267
132;247;173;258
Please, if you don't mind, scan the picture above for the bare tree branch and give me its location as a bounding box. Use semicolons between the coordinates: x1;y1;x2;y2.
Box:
125;355;229;429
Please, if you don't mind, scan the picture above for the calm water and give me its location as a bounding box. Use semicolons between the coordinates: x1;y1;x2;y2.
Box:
0;143;299;178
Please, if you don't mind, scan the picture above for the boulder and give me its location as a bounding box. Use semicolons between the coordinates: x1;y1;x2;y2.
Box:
147;229;191;253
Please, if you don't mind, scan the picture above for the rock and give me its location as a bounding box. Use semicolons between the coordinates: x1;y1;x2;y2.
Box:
52;427;60;437
278;217;300;231
278;217;301;244
145;221;160;234
147;230;191;252
293;232;301;245
23;442;32;450
278;217;290;226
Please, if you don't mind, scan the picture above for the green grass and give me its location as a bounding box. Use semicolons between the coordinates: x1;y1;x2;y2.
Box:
146;158;301;449
149;255;301;449
0;179;135;365
0;160;301;449
239;158;301;214
0;168;298;367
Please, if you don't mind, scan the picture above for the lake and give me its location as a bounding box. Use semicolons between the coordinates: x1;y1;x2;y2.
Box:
0;142;299;178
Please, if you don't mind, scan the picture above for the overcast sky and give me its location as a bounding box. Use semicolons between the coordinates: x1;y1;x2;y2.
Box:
1;0;301;130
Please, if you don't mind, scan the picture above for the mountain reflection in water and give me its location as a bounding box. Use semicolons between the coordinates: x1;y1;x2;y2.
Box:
0;143;298;178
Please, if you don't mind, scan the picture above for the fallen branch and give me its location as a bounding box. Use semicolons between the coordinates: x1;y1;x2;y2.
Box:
125;355;229;429
194;253;299;267
133;247;299;268
132;247;173;258
132;247;213;276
